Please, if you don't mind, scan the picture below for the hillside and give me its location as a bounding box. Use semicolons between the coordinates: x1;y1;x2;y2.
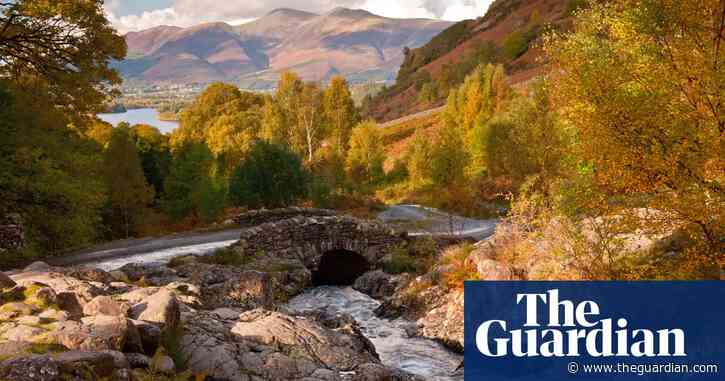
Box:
114;8;452;87
365;0;577;122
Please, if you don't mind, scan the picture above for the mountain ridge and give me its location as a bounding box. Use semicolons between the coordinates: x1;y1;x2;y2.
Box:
115;7;453;87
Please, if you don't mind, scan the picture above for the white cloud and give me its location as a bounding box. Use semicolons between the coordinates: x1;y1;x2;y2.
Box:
105;0;495;33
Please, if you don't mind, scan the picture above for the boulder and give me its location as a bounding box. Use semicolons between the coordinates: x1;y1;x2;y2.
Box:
0;272;16;289
353;363;392;381
353;271;398;299
63;267;115;284
129;289;179;328
83;296;128;317
151;354;176;374
1;324;45;342
0;351;115;381
48;315;131;351
129;320;161;355
181;309;381;381
24;262;51;272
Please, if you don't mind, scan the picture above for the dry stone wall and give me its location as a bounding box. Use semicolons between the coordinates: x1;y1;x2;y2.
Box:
232;207;337;228
0;214;24;252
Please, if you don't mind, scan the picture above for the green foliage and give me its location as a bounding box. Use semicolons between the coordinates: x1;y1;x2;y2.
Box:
0;82;106;257
502;31;529;59
345;121;385;187
229;140;308;209
0;0;127;118
396;20;475;90
485;79;569;185
103;125;155;238
566;0;589;15
384;246;419;274
130;124;172;201
405;128;433;187
200;247;248;267
163;143;226;223
430;125;469;188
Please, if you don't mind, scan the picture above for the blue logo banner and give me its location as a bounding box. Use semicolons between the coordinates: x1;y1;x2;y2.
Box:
464;281;724;380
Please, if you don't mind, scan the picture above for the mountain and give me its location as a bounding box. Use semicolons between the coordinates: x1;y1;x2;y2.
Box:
114;8;453;87
364;0;575;122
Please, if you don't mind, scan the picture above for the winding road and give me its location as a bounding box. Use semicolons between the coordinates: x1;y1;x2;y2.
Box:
53;205;498;270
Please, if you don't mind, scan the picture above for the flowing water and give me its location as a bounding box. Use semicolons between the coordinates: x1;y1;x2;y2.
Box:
286;286;463;381
90;245;465;380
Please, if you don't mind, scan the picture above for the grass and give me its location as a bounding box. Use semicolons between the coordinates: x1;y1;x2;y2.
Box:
199;247;249;267
383;237;439;275
440;243;480;289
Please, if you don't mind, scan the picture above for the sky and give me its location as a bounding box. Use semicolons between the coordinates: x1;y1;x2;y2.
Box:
104;0;495;33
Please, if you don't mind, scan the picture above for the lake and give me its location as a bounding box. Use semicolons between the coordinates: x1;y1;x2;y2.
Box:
97;108;179;134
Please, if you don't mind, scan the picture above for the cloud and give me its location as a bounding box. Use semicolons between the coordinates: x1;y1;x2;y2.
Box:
105;0;495;33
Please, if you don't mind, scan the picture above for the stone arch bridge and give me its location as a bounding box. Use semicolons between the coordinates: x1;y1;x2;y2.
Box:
231;209;408;285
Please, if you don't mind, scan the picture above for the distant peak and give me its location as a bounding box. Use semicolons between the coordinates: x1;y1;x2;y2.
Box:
266;8;317;17
326;7;377;19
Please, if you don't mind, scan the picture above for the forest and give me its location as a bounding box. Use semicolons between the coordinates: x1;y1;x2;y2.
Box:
1;0;723;280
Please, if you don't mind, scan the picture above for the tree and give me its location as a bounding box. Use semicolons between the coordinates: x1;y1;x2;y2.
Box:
104;126;154;238
0;0;126;118
86;120;114;148
323;76;359;155
262;72;304;150
297;83;324;162
130;124;172;201
406;128;432;187
430;124;469;188
544;0;725;256
172;83;264;174
346;121;385;186
163;143;226;223
229;140;308;209
444;63;510;134
0;81;107;257
444;63;511;178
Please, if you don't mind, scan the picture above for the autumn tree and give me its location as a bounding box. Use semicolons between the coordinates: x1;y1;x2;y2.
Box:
485;79;569;186
297;83;324;162
430;124;469;189
444;64;511;178
262;71;303;149
544;0;725;256
406;128;432;187
444;64;510;135
173;83;264;170
346;121;385;186
323;76;359;154
104;125;155;238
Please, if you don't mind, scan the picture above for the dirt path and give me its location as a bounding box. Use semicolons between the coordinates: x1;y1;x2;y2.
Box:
378;204;499;241
49;228;243;267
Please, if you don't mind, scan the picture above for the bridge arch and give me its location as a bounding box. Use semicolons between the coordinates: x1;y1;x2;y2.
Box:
232;214;406;281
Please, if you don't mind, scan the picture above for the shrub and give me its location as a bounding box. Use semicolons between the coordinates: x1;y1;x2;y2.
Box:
199;247;247;267
383;245;419;274
441;243;479;289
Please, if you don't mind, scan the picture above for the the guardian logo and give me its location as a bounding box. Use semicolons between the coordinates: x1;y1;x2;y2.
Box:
475;290;687;358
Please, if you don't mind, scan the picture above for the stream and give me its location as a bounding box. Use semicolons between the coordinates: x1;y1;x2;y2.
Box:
88;245;464;380
286;286;463;380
